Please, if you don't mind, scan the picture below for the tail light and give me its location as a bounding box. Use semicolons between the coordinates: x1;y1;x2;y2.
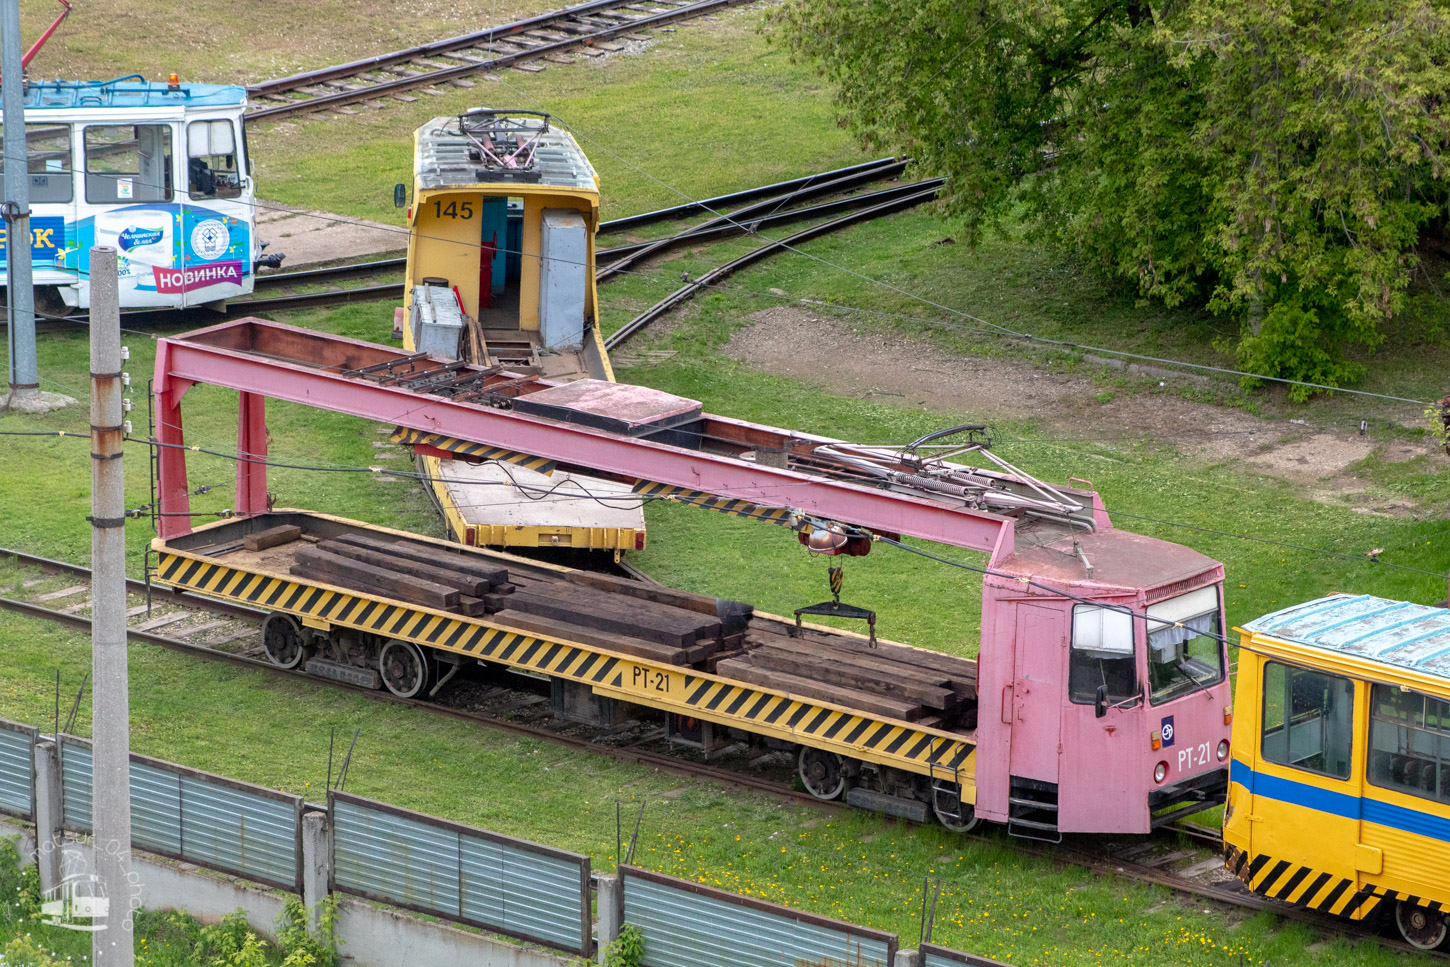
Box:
1153;761;1168;784
634;530;646;551
463;528;476;546
1217;740;1230;761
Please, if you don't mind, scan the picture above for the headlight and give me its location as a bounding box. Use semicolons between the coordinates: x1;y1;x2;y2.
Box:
1154;761;1168;783
1217;740;1230;761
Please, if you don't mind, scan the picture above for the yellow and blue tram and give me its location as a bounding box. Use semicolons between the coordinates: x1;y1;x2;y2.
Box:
1224;593;1450;949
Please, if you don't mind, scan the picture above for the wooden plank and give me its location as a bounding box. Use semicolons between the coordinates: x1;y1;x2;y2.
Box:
754;622;979;690
490;609;688;665
503;588;711;649
330;532;509;586
316;539;491;596
242;524;302;552
714;658;923;722
292;546;459;609
747;645;958;710
535;583;722;644
745;630;952;686
563;569;752;625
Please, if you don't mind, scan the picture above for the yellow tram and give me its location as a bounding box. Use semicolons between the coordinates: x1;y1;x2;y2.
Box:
394;108;644;555
1224;593;1450;950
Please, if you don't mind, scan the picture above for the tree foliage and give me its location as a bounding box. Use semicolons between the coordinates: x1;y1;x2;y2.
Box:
775;0;1450;397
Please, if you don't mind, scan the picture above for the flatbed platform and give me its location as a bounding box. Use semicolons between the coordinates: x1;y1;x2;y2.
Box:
154;511;978;786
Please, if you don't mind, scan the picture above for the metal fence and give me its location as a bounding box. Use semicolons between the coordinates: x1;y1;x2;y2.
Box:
57;735;302;891
920;942;1016;967
620;864;898;967
331;790;591;956
0;719;36;820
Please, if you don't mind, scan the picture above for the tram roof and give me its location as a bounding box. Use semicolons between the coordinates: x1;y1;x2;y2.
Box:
14;76;245;111
415;114;597;193
1244;593;1450;680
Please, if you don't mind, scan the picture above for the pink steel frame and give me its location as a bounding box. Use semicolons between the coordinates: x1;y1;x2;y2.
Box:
152;318;1034;554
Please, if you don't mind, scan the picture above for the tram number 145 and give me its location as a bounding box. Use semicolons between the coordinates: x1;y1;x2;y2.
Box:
630;666;672;694
433;201;475;220
1178;742;1211;771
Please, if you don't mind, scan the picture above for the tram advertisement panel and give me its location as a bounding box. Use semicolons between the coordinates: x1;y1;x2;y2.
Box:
0;216;68;263
59;204;251;304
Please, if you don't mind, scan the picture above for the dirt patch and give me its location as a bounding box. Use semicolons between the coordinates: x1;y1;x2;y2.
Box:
723;308;1444;505
255;200;406;270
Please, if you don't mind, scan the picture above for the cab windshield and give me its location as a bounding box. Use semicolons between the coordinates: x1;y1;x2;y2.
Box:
1147;586;1225;703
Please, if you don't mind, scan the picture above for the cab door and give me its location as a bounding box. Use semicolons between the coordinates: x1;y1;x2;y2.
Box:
179;114;254;306
1008;602;1066;785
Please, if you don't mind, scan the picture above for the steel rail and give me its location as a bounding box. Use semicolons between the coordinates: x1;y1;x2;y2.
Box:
599;157;904;233
246;0;751;122
233;178;936;314
248;0;680;97
605;184;942;350
594;161;911;283
2;546;1440;953
0;546;822;806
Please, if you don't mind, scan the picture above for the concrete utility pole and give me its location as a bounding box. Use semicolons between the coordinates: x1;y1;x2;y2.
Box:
1;0;37;405
89;247;134;967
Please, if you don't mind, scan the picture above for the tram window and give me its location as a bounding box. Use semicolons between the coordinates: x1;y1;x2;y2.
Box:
1147;587;1226;704
1261;662;1354;779
0;124;73;202
1368;684;1450;804
85;124;172;204
1068;604;1139;706
186;120;240;199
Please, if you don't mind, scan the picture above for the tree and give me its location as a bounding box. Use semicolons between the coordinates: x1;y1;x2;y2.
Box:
775;0;1450;398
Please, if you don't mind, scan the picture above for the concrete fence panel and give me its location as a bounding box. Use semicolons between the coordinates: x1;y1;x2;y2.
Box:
331;790;590;957
0;718;36;819
619;864;897;967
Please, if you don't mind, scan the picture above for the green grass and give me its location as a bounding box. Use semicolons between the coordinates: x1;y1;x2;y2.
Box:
2;6;1449;965
19;0;582;86
249;7;870;225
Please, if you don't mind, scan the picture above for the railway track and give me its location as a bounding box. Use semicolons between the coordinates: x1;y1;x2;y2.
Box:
0;545;1441;956
604;182;942;350
236;170;934;314
246;0;750;123
0;546;816;806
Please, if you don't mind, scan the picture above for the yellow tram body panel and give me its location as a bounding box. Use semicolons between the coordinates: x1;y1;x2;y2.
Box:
150;513;975;793
1225;595;1450;926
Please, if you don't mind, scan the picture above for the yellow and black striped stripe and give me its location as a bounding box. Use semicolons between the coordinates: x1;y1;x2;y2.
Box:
670;672;972;775
631;482;795;527
155;546;973;781
1225;845;1385;920
390;428;556;474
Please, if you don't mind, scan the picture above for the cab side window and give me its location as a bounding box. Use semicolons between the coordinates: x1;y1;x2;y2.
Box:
1068;604;1138;706
1261;662;1354;779
1368;684;1450;804
85;124;172;203
186;120;240;199
0;123;73;202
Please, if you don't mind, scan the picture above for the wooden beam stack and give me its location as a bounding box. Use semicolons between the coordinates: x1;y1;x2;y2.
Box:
717;626;979;731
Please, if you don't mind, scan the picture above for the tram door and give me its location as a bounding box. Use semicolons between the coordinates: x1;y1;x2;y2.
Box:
178;115;254;308
1057;600;1143;832
1008;602;1066;783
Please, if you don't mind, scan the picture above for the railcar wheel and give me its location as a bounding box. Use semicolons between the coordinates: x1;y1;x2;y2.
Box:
1396;901;1450;951
798;747;846;801
380;639;430;699
261;614;306;670
931;783;981;833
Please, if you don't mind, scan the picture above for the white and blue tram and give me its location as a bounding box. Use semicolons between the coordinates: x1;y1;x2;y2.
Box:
0;74;262;310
